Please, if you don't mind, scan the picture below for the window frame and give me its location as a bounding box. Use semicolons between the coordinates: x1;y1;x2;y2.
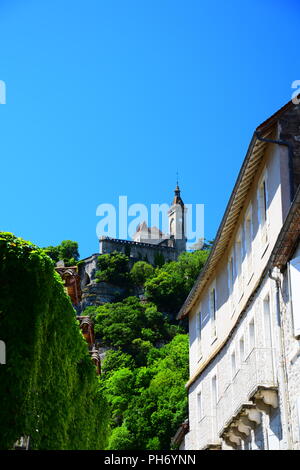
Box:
257;169;269;250
209;283;217;341
244;204;253;281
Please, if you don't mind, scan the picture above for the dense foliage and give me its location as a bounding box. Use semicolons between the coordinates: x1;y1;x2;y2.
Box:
105;334;189;450
0;233;109;450
144;250;209;314
86;297;181;367
94;249;209;314
130;261;154;287
96;251;131;286
83;248;210;449
43;239;80;266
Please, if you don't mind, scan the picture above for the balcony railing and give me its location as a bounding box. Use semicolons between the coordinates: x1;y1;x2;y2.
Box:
217;347;277;435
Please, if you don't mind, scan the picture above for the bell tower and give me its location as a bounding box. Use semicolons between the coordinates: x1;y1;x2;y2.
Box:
168;183;186;253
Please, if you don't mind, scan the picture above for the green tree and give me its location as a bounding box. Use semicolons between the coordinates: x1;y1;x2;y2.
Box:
105;368;135;422
130;261;154;286
144;270;184;313
144;249;209;313
43;245;60;263
59;240;79;266
88;297;178;365
96;251;130;286
43;240;80;266
107;426;135;450
102;350;135;375
102;334;189;450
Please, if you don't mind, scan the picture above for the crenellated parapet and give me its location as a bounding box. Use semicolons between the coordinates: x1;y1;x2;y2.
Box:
99;236;179;266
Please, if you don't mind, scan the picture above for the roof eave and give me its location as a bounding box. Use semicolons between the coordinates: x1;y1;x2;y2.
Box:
177;127;274;320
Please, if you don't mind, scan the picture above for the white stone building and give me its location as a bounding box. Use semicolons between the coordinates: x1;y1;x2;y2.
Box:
177;100;300;450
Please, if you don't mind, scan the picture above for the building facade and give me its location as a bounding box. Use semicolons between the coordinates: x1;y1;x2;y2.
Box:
178;100;300;450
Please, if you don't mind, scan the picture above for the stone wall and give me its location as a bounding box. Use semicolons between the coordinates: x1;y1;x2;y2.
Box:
99;236;180;266
78;253;99;288
80;282;127;311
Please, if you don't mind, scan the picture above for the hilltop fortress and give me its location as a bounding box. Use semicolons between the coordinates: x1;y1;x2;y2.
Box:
58;185;187;312
99;184;187;265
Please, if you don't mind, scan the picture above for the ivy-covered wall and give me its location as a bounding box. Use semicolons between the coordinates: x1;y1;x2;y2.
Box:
0;233;109;450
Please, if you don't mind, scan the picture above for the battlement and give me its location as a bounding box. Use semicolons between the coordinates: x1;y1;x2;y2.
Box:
99;236;181;266
99;236;176;251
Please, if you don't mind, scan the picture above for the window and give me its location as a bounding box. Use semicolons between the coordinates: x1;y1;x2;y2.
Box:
239;336;245;363
244;207;253;278
228;253;236;316
210;287;217;338
196;310;202;358
228;255;234;295
170;218;174;236
249;318;255;351
260;181;267;225
258;174;268;246
211;375;218;412
263;295;272;348
197;390;203;422
235;234;243;297
229;256;234;291
231;350;237;378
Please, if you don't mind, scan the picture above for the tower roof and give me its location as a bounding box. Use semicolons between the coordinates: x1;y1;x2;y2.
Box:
172;184;184;206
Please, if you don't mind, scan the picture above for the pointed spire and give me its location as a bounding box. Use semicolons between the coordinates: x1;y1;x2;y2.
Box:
172;177;184;206
175;170;180;194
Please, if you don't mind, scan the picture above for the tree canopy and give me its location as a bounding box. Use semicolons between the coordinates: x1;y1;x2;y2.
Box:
104;334;189;450
86;296;181;367
43;239;80;266
96;251;130;286
130;261;154;287
81;246;210;450
144;249;209;314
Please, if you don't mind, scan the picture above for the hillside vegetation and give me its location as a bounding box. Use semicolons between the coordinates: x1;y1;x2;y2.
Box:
0;232;209;450
84;248;210;449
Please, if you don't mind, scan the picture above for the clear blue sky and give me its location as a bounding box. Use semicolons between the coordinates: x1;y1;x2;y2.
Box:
1;0;300;258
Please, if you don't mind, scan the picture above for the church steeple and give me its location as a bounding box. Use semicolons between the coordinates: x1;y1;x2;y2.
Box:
168;181;186;253
172;183;184;207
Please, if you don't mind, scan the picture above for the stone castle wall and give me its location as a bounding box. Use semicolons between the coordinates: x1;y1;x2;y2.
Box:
99;236;180;265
